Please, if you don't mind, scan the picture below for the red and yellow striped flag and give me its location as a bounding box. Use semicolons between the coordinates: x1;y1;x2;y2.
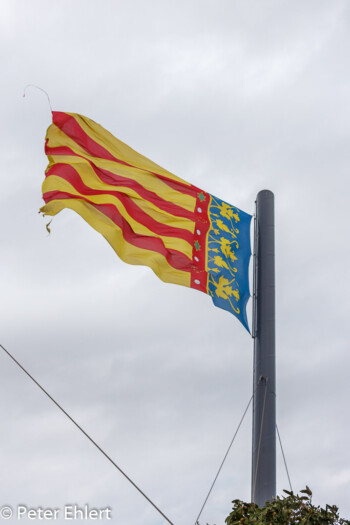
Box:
41;112;252;330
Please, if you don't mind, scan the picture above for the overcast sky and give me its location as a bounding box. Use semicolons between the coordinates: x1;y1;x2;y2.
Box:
1;1;350;524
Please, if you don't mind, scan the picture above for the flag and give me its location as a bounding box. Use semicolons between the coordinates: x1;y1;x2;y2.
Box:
41;112;252;331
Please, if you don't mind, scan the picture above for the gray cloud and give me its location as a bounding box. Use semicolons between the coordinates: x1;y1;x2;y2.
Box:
1;1;349;524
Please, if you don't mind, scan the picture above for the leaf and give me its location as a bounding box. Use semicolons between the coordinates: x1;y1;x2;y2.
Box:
300;486;312;496
213;276;232;300
218;202;235;220
219;237;238;261
213;255;229;269
216;219;231;233
225;486;350;525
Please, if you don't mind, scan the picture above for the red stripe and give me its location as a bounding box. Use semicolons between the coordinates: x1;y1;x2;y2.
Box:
51;112;200;198
190;192;211;294
52;112;117;162
43;190;192;272
45;164;194;244
45;141;196;221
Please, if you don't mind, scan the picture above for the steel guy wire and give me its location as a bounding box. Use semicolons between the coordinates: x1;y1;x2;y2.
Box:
193;391;254;525
0;343;174;525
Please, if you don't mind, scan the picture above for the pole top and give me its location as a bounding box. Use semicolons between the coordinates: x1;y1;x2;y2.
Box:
257;189;274;199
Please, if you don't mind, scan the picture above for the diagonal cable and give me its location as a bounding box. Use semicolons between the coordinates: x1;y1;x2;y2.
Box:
276;423;293;493
194;392;254;525
0;343;174;525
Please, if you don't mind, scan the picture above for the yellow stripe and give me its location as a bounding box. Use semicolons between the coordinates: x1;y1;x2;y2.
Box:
47;124;195;212
45;154;195;234
43;176;193;258
41;199;191;288
70;113;192;186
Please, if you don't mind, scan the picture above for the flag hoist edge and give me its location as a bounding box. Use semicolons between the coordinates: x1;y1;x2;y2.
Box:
41;112;252;331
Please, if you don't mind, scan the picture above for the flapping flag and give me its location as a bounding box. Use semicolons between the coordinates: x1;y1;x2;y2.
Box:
41;112;252;330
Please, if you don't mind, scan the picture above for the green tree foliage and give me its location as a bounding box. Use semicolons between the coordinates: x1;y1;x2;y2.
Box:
224;487;350;525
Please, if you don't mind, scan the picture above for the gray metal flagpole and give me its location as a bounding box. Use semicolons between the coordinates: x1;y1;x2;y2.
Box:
251;190;276;506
